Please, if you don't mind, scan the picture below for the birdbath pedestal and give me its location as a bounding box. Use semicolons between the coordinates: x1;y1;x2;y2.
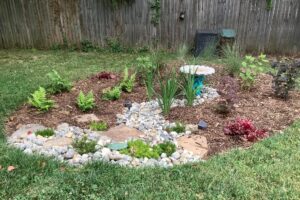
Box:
179;65;215;96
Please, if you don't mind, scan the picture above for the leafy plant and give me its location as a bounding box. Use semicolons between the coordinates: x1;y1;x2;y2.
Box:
266;0;272;10
182;73;198;106
73;136;97;155
224;118;268;142
89;121;109;131
35;129;55;137
28;87;55;111
153;141;176;157
102;87;121;101
239;54;269;90
222;44;242;76
119;68;136;93
106;37;123;53
144;69;155;100
166;122;186;133
81;40;95;52
47;70;72;94
156;72;179;115
77;91;95;111
215;76;239;115
150;0;161;26
120;140;160;159
135;56;156;82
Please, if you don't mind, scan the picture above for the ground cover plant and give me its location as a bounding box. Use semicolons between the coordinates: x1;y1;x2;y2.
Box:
102;86;122;100
35;129;55;137
73;136;97;155
28;87;55;111
166;122;186;133
1;50;300;199
119;67;136;93
89;121;109;131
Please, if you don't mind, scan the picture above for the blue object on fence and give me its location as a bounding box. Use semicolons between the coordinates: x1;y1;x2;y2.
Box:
221;29;236;38
193;75;205;96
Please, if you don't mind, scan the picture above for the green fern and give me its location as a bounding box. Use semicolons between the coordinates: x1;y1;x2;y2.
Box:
47;70;72;94
28;87;55;111
102;87;121;101
77;91;95;111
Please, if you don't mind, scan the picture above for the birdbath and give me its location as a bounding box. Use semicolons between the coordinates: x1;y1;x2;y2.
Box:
179;65;215;95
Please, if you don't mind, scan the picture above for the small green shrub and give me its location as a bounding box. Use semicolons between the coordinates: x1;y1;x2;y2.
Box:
28;87;55;111
77;91;95;111
119;68;136;93
47;70;72;94
135;56;156;82
166;122;186;133
102;87;121;101
239;54;269;90
89;121;109;131
120;140;160;159
154;141;176;157
157;72;179;115
182;73;198;106
35;129;55;137
222;45;242;76
73;136;97;155
144;69;155;100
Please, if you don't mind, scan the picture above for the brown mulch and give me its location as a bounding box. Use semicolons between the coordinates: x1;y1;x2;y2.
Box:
5;66;300;158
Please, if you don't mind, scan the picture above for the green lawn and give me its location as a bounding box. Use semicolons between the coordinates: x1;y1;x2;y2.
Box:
0;50;300;199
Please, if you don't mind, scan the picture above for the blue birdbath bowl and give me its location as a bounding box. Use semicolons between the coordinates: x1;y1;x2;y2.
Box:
180;65;215;96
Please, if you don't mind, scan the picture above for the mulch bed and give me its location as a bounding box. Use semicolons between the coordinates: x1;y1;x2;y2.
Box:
5;65;300;158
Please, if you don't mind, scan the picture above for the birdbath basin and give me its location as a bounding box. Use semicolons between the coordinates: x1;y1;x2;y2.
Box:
180;65;215;95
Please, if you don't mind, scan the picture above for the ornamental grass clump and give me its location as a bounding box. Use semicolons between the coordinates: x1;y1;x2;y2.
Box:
28;87;55;111
156;72;179;116
73;136;97;155
224;118;268;142
144;69;155;100
182;73;198;106
222;44;242;76
46;70;72;94
77;91;95;111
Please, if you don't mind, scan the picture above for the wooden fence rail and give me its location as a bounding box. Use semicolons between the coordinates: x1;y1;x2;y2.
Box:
0;0;299;54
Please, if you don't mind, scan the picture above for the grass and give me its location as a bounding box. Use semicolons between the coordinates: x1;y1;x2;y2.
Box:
0;50;300;199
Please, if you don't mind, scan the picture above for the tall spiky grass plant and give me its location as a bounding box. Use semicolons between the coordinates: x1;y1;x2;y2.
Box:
222;44;242;76
157;72;179;116
182;73;198;106
145;69;155;100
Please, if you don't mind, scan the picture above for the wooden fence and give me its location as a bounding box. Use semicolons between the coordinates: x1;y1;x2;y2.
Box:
0;0;299;54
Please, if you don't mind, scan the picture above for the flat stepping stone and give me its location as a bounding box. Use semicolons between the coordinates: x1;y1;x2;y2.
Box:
107;142;128;150
44;137;73;147
11;124;46;139
177;135;208;158
102;124;145;142
74;114;99;123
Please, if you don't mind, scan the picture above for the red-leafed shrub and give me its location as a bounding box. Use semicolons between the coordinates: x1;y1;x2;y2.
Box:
224;118;268;142
92;72;116;80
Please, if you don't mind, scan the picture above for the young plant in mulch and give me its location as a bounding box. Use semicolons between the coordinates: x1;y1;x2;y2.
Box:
35;129;55;137
135;56;156;83
102;86;121;101
46;70;72;94
215;76;239;115
77;91;95;112
224;118;268;142
166;122;186;134
271;59;300;100
89;121;109;131
119;67;136;93
156;71;179;116
153;141;176;157
28;87;55;111
239;54;269;90
222;44;242;76
73;136;97;155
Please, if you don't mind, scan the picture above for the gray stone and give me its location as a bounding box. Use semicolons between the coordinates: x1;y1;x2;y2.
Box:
11;124;46;139
24;148;33;154
171;152;181;160
64;149;75;159
198;120;208;129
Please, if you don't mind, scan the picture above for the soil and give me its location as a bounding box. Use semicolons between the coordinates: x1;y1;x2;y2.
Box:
5;65;300;158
